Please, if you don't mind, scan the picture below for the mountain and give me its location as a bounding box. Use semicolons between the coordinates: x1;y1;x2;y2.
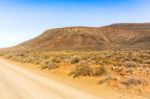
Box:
15;23;150;50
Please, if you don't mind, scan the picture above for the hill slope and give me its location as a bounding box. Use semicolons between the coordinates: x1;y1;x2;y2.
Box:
16;23;150;50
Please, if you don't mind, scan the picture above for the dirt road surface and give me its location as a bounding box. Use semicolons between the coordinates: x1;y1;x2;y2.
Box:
0;59;102;99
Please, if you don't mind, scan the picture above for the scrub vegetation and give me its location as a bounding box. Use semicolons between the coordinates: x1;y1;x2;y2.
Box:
0;50;150;95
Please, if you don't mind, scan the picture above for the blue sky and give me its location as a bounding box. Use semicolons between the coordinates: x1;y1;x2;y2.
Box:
0;0;150;48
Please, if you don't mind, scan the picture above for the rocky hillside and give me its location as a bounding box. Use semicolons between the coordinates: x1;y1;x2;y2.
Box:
15;23;150;50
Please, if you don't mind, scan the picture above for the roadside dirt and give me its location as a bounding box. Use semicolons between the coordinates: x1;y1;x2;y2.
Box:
1;58;148;99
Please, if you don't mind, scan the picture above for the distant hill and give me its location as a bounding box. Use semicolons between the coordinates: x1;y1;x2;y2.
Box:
14;23;150;50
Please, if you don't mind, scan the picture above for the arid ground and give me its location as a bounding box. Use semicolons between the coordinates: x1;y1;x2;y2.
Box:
0;50;150;99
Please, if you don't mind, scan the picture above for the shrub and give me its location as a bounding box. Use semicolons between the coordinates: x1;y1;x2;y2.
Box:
123;61;139;68
34;58;41;65
70;55;81;64
47;61;59;69
17;53;25;57
122;77;146;86
5;54;12;59
93;66;107;76
132;57;143;63
23;57;33;63
0;53;3;56
51;57;61;63
70;61;92;78
41;60;59;70
126;67;135;74
98;75;113;84
144;59;150;64
40;65;48;70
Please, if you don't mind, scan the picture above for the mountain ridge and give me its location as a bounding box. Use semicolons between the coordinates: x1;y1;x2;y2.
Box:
12;23;150;50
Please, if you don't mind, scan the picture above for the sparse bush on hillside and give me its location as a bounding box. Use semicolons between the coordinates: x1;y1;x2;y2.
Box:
126;67;135;74
123;61;139;68
0;53;3;56
70;61;92;78
33;57;43;65
70;55;81;64
47;61;59;69
50;57;61;63
43;55;50;59
144;59;150;64
41;59;59;70
17;52;25;57
95;60;104;65
131;56;143;63
93;66;107;76
98;74;113;84
122;77;147;86
5;54;12;59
